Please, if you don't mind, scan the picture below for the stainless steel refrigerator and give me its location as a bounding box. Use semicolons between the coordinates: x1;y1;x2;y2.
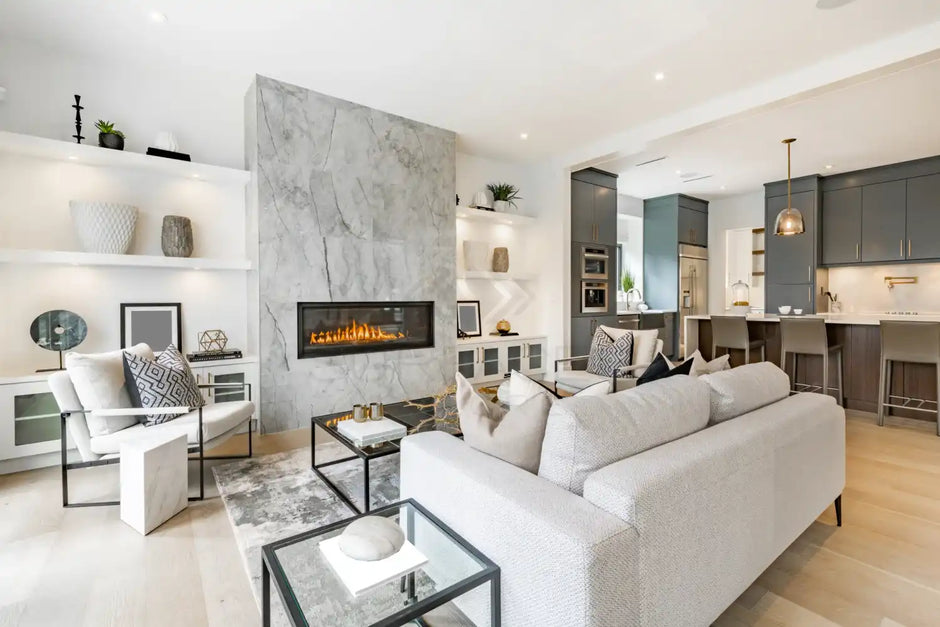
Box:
678;244;708;357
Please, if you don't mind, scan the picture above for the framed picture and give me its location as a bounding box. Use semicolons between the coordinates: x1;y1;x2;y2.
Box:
457;300;482;338
121;303;182;351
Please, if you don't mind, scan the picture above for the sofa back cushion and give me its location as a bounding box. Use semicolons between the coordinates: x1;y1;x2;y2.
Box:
699;362;790;424
65;343;154;437
538;375;710;495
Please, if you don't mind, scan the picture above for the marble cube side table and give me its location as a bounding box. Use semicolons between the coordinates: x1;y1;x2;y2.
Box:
120;433;188;535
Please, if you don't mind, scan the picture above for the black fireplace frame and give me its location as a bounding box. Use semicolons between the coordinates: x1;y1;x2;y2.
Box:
296;301;435;359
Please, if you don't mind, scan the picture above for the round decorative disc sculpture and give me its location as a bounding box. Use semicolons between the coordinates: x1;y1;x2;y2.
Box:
337;516;405;561
30;310;87;370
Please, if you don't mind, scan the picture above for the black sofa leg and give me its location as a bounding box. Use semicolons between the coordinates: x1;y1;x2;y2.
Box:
835;494;842;527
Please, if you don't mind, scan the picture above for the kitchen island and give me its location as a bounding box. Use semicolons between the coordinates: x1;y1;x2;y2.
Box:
685;313;940;420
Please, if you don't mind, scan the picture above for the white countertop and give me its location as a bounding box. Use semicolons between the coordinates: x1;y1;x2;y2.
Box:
458;334;546;344
686;313;940;326
616;309;676;315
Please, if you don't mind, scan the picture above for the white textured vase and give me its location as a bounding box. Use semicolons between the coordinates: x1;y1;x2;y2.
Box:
69;201;138;254
493;200;511;213
462;240;491;271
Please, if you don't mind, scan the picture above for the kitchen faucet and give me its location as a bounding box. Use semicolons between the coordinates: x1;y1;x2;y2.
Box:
626;287;643;310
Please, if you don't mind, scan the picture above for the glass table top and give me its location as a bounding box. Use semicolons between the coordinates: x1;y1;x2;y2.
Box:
264;500;495;627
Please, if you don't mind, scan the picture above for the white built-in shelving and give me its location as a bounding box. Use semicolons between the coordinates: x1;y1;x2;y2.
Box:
0;131;250;185
0;248;251;270
457;270;536;281
456;206;535;226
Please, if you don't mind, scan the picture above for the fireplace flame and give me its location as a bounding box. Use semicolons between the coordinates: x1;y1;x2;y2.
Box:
309;320;406;346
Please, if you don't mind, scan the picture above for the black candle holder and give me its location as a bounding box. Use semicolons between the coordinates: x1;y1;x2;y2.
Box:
72;94;84;144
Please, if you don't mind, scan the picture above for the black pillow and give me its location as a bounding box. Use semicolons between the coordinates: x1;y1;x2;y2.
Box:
636;352;693;386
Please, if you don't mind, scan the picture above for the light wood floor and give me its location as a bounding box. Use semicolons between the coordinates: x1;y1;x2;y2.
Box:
1;412;938;626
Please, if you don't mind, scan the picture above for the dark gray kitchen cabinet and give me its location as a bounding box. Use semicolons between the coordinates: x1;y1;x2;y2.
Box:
906;173;940;260
678;207;708;246
570;169;617;246
861;180;906;263
766;283;814;314
571;315;618;357
765;190;817;284
821;187;861;265
570;179;596;243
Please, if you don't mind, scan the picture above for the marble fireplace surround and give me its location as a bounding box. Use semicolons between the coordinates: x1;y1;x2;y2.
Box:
247;75;457;433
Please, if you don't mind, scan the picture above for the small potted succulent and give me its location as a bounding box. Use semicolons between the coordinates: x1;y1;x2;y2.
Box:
95;120;125;151
486;182;521;213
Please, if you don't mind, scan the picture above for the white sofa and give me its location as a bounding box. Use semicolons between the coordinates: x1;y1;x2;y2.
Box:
401;365;845;626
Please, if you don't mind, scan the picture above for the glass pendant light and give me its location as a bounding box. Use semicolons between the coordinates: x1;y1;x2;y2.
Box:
774;138;805;236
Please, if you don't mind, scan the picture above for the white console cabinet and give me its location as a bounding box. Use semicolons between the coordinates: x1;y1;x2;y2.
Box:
456;335;548;384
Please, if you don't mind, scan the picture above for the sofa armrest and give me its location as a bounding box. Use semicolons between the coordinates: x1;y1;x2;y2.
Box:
400;431;637;626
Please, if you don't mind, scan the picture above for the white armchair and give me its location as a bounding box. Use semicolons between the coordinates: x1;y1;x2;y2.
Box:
49;345;255;507
554;327;662;394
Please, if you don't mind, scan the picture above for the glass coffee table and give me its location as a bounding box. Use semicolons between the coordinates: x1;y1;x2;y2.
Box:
261;499;500;627
311;399;460;514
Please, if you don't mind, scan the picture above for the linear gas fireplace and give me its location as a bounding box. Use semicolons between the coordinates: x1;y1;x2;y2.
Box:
297;301;434;359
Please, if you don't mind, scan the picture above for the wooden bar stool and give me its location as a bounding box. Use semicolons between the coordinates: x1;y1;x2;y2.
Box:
878;321;940;435
711;315;766;365
780;317;843;406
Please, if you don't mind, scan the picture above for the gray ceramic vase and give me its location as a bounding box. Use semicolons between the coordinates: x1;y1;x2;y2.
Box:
492;247;509;273
161;215;194;258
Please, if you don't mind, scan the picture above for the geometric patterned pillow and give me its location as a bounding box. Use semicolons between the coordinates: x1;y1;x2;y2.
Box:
122;344;205;426
585;327;633;376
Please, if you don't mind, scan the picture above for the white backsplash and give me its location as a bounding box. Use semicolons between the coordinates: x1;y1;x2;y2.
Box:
828;263;940;313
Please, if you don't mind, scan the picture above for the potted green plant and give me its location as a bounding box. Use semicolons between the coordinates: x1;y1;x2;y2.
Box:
621;268;634;293
486;182;521;213
95;120;125;151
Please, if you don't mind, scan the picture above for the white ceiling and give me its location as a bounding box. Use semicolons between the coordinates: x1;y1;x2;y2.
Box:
1;0;939;162
608;56;940;200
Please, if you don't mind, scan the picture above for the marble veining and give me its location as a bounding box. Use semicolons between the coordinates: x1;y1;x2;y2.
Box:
249;76;457;432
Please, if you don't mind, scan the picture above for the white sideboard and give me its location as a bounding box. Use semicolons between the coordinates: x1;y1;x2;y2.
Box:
456;335;547;384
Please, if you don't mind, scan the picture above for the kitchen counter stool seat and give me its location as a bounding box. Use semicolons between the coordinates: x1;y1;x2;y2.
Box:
711;315;766;365
780;317;843;406
878;321;940;436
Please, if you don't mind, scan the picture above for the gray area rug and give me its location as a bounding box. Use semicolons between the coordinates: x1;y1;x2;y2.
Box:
213;442;401;625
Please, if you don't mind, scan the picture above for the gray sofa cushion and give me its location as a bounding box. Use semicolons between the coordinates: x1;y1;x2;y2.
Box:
699;362;791;424
538;375;710;495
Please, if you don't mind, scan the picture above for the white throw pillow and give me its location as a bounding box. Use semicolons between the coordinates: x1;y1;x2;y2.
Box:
699;362;790;424
456;373;552;473
630;329;660;366
686;350;731;378
508;370;608;407
65;343;154;436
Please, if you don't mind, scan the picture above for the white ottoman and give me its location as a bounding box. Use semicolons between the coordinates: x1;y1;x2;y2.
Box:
120;433;188;535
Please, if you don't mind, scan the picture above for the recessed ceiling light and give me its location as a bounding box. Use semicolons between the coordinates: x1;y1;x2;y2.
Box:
191;173;200;179
149;11;168;23
720;185;726;190
654;72;665;81
519;132;528;140
675;169;681;175
825;164;833;169
67;155;77;160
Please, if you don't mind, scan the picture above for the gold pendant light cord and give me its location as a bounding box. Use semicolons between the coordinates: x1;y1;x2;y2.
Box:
787;140;792;210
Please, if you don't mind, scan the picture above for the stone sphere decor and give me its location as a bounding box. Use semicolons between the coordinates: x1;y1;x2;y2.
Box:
337;516;405;561
161;215;194;257
69;201;138;254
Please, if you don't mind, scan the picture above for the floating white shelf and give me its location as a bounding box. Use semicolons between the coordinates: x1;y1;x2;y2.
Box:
457;270;536;281
0;131;250;185
0;248;251;270
455;206;535;226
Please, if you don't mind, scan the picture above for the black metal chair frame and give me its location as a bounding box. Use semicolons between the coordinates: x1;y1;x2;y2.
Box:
60;382;253;508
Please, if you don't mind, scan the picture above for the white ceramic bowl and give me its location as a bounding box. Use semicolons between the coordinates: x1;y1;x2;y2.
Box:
778;306;792;315
793;308;804;315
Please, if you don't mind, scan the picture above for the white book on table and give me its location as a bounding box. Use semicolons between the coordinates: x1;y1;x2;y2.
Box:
318;536;428;597
337;418;407;446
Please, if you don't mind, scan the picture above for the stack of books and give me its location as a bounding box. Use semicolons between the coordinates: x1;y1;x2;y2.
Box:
186;349;243;363
337;418;407;447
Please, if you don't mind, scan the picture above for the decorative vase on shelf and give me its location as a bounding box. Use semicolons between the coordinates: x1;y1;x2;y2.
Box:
463;240;490;271
493;200;510;213
471;191;492;211
161;215;194;257
492;247;509;272
69;201;138;254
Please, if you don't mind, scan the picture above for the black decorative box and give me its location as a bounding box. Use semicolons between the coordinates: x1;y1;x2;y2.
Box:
147;147;192;161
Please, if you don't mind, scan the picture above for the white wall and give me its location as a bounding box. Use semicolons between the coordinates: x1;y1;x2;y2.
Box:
0;37;250;375
617;214;643;297
706;191;765;313
0;36;248;169
828;263;940;313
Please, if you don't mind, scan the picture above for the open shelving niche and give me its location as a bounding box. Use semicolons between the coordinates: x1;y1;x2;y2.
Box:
456;205;537;282
0;131;252;271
